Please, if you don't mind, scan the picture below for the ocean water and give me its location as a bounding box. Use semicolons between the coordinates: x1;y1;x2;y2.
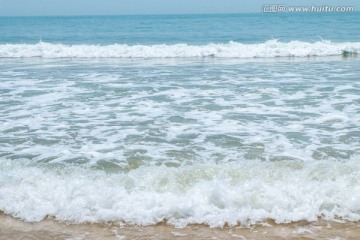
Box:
0;13;360;227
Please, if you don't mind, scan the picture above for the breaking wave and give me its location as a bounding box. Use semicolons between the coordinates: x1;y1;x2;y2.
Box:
1;159;360;227
0;40;359;58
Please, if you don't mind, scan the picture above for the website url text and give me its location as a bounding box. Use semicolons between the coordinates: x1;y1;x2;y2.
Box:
262;5;355;13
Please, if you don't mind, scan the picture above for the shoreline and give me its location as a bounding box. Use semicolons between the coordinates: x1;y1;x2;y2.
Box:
1;214;359;240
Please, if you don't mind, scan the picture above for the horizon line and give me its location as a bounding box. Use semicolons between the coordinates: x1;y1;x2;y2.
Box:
1;11;359;17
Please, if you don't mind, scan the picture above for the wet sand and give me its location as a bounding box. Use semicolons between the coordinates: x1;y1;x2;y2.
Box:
0;214;359;240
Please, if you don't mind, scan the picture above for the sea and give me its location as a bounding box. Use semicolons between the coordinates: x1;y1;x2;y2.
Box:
0;13;360;228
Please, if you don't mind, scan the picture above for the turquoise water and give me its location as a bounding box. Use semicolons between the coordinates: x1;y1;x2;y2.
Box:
1;13;360;44
0;13;360;226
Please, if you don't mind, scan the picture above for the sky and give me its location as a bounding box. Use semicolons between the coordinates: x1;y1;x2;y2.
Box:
0;0;359;16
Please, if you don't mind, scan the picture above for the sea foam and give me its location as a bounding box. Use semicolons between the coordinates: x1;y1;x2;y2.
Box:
0;40;359;58
1;159;360;227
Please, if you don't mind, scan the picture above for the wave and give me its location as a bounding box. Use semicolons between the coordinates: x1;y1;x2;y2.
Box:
0;40;359;58
1;159;360;227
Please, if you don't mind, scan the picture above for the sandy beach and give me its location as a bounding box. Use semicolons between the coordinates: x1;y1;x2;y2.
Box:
0;214;359;240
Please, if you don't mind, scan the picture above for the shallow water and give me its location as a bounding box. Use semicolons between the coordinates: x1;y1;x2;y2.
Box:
1;214;360;240
1;57;360;226
1;13;360;228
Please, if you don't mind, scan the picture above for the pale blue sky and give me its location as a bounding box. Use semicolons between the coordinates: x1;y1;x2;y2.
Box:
0;0;359;16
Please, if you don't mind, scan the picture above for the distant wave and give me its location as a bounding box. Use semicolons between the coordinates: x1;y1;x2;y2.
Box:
0;40;359;58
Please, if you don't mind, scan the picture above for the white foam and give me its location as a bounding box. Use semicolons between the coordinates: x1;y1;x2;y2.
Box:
0;40;359;58
1;159;360;227
1;51;359;228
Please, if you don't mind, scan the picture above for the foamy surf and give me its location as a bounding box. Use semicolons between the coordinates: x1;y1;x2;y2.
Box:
0;40;359;58
1;56;360;227
1;159;360;227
